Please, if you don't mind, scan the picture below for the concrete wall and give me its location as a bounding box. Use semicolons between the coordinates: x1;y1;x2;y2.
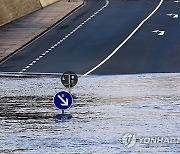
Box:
0;1;12;26
39;0;59;8
0;0;60;26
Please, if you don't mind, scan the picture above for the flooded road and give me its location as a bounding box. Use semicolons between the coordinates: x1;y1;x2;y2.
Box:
0;73;180;153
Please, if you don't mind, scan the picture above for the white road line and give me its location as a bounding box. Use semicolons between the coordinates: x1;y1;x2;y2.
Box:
25;66;30;69
18;0;110;74
83;0;164;77
69;31;74;35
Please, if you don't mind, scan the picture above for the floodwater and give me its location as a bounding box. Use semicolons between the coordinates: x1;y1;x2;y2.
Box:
0;73;180;153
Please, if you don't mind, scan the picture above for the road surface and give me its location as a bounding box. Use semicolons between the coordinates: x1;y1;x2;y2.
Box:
0;0;180;75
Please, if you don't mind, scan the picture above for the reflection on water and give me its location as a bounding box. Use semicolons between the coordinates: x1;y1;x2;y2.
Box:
0;73;180;153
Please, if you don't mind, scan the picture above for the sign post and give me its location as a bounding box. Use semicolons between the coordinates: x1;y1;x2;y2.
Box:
53;71;78;120
53;91;73;120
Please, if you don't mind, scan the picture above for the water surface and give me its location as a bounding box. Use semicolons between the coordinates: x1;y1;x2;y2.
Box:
0;73;180;153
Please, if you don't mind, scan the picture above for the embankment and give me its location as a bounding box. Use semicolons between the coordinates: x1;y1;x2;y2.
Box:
0;0;60;26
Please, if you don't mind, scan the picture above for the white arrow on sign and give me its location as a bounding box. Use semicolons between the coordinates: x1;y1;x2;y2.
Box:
58;95;69;106
152;30;165;36
167;13;179;18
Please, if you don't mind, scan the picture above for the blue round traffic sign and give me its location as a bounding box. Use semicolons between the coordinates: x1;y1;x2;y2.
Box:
54;91;73;110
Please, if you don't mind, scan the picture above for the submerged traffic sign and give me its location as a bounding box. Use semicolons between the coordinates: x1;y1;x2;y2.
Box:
61;71;78;88
54;91;73;110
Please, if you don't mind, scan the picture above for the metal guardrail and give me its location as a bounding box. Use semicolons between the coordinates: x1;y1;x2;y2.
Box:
0;72;83;78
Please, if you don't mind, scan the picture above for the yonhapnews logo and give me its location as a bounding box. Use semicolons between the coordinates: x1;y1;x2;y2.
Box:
122;133;137;148
122;133;180;148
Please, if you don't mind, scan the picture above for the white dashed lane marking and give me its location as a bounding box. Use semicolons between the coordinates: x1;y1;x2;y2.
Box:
19;0;110;74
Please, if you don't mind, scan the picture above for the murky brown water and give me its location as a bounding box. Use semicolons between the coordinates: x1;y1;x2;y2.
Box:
0;73;180;153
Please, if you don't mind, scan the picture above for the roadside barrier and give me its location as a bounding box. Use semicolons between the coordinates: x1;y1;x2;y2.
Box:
0;0;60;26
